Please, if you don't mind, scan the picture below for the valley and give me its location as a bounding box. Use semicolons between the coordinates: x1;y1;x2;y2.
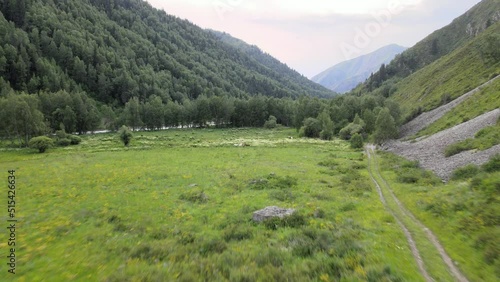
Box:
0;0;499;281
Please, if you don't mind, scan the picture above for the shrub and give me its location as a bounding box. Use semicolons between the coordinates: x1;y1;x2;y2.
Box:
68;135;82;145
56;138;71;147
340;202;356;212
397;172;419;183
223;225;253;242
29;136;54;153
249;174;298;190
300;118;322;138
320;129;334;140
339;123;363;140
264;115;278;129
318;160;338;169
444;139;474;157
55;130;68;139
118;125;133;146
350;133;364;149
263;213;306;230
200;238;227;256
482;154;500;173
451;164;480;180
366;266;403;282
179;189;208;203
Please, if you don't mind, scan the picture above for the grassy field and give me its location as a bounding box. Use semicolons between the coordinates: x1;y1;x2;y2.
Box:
391;23;500;121
415;78;500;139
377;152;500;282
0;128;421;281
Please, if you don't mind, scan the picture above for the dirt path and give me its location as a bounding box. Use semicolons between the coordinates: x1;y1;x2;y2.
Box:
366;145;470;282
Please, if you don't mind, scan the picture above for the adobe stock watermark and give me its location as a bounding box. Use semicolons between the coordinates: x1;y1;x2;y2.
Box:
213;0;246;20
340;0;421;60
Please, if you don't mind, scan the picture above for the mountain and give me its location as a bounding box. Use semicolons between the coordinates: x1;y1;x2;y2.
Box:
209;30;335;97
0;0;335;107
360;0;500;92
312;44;407;93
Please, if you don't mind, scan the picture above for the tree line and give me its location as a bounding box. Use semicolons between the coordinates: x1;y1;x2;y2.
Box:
0;88;401;146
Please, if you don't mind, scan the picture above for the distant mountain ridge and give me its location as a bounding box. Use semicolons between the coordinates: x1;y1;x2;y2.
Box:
312;44;407;93
209;30;336;97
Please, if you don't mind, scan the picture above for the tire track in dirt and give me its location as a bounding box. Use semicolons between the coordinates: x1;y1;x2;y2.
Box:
366;145;433;282
366;145;470;282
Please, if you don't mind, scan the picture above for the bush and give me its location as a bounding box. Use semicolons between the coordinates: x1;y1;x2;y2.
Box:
264;115;278;129
482;154;500;173
56;138;71;147
320;129;333;140
118;125;133;146
200;238;227;256
249;174;298;190
339;123;363;140
398;172;420;183
350;133;364;149
444;139;474;157
179;189;208;203
55;130;68;139
223;225;253;242
68;135;82;145
29;136;54;153
451;164;480;180
300;118;322;138
263;213;306;230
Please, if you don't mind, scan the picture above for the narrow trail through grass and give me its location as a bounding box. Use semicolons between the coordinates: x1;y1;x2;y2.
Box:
366;145;470;282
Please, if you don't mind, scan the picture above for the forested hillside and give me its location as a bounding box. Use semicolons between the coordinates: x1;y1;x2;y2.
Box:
359;0;500;92
0;0;344;142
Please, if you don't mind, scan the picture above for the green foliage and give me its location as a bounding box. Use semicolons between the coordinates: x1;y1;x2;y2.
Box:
264;115;278;129
361;1;500;104
482;154;500;173
373;108;399;144
339;123;363;140
249;174;298;190
28;136;54;153
263;212;307;230
318;110;334;140
179;188;208;204
118;125;133;146
350;133;364;149
56;138;71;147
416;78;500;138
445;123;500;157
223;225;253;242
451;164;481;180
299;118;322;138
68;134;82;145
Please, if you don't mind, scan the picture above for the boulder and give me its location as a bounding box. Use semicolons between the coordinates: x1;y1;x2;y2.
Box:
252;206;296;222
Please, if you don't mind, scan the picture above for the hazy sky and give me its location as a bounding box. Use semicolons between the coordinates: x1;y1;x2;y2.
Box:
145;0;482;78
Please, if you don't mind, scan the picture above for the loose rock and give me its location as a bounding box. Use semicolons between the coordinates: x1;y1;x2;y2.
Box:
252;206;296;222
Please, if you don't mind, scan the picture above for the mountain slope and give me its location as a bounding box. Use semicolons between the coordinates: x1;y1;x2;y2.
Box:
389;21;500;123
312;44;406;93
360;0;500;91
210;30;335;97
0;0;334;107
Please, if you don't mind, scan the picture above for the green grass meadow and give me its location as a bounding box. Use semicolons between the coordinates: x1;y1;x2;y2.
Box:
377;152;500;282
1;128;419;281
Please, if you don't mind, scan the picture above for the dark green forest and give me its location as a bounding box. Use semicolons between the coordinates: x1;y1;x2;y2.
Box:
0;0;403;146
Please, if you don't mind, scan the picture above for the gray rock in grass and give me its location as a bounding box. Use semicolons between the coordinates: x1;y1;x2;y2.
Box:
252;206;296;222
